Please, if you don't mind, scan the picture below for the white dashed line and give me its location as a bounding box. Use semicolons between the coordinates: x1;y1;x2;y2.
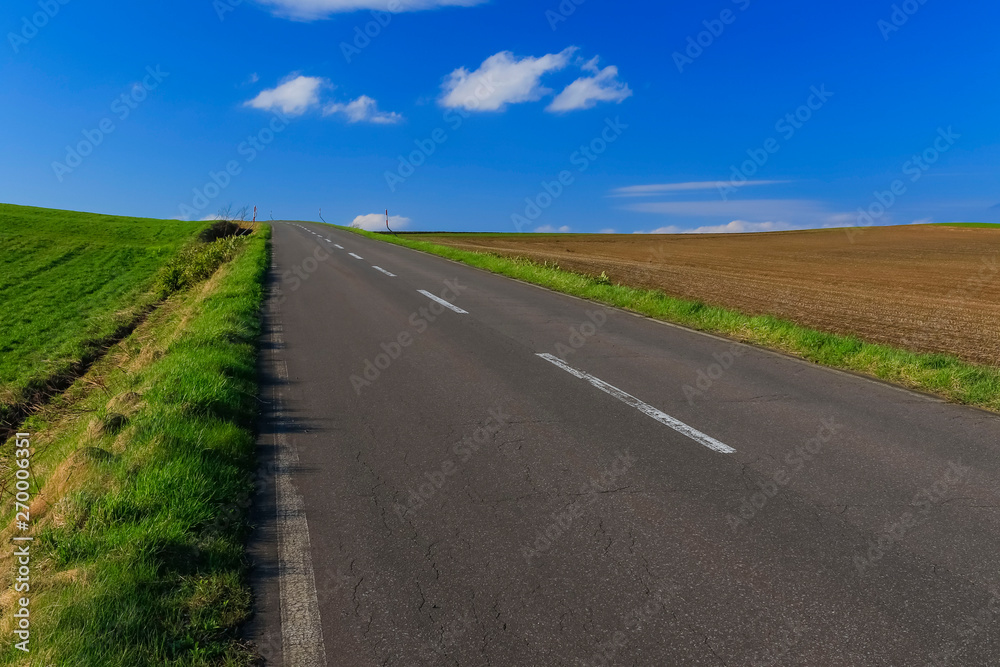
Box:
372;266;396;277
334;244;344;249
349;253;364;259
418;290;468;314
536;353;735;454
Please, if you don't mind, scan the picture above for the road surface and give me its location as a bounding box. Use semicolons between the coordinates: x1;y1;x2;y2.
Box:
248;221;1000;666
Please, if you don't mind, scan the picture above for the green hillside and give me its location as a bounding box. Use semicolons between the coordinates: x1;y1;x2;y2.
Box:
0;204;204;428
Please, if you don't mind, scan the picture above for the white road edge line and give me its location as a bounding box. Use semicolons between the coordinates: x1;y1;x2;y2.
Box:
372;266;397;277
270;342;328;665
536;353;735;454
349;253;364;259
418;289;468;314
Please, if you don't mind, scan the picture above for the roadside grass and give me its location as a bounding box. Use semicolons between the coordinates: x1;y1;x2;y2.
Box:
0;204;205;430
0;225;270;665
408;224;1000;235
342;226;1000;413
931;222;1000;228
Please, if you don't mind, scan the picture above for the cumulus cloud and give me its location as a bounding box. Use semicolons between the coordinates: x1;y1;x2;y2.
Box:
257;0;487;20
547;58;632;112
533;225;572;233
246;76;402;124
244;75;326;115
351;213;411;231
440;48;576;112
610;181;789;197
324;95;403;124
637;220;798;234
440;49;631;113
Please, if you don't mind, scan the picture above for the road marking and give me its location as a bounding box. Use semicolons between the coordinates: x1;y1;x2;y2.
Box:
418;289;468;314
536;353;735;454
349;253;364;259
334;244;344;249
274;429;328;666
268;330;328;665
372;266;397;277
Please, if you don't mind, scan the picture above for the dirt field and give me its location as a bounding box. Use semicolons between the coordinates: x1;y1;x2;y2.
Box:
414;225;1000;365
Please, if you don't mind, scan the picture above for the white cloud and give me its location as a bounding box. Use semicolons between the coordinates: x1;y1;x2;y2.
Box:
246;76;402;124
324;95;403;124
547;58;631;112
910;217;934;225
533;225;572;233
351;213;411;231
598;228;617;234
623;199;826;220
245;75;326;115
637;220;799;234
610;181;789;197
625;199;854;233
440;48;576;112
257;0;487;20
821;213;858;228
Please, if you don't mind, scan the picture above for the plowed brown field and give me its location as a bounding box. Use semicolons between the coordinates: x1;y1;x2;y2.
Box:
414;225;1000;365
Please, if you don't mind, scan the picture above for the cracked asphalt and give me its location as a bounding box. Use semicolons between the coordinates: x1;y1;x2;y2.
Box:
248;221;1000;666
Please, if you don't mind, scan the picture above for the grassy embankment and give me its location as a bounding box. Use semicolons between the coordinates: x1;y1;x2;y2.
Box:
0;204;205;432
343;226;1000;413
0;204;268;665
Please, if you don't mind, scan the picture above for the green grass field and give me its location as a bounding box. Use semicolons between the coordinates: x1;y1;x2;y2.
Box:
933;222;1000;228
0;214;269;665
0;204;204;429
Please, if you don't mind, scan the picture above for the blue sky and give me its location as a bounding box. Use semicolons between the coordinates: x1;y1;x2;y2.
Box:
2;0;999;233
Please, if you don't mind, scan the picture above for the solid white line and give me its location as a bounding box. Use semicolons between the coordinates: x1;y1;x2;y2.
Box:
418;289;468;314
270;358;328;664
334;244;344;249
275;430;328;666
349;253;364;259
536;353;735;454
372;266;397;277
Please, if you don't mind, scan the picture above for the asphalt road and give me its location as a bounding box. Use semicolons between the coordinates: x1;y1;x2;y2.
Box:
248;221;1000;666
